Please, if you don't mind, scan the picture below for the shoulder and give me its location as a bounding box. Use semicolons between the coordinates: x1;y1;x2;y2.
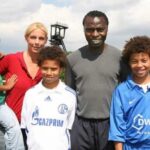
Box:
105;43;120;51
61;82;76;97
116;81;127;90
0;52;23;69
3;52;23;60
105;44;121;55
67;51;79;63
6;51;23;57
103;44;121;64
114;80;129;95
65;85;76;96
67;45;88;68
67;45;88;61
64;85;76;105
24;82;41;97
58;82;76;106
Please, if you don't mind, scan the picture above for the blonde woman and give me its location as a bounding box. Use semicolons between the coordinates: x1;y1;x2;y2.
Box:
0;22;48;150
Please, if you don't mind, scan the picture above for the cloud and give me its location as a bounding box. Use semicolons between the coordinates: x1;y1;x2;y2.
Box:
0;0;42;22
0;0;149;53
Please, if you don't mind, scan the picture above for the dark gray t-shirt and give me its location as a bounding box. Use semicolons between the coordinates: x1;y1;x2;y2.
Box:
66;44;121;119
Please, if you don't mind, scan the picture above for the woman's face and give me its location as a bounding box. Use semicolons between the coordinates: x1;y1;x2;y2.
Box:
26;29;47;54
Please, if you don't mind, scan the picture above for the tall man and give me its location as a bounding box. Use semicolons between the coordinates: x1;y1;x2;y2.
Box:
65;10;121;150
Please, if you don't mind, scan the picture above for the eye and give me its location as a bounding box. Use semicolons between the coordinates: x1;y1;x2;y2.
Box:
30;36;36;39
42;67;48;71
39;37;45;40
51;68;58;71
85;28;105;33
142;59;148;63
130;60;137;64
85;28;94;33
96;28;105;32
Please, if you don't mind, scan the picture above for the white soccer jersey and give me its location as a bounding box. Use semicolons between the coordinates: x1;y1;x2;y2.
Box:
21;80;76;150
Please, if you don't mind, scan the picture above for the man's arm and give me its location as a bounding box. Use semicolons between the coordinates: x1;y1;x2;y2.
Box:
65;58;76;90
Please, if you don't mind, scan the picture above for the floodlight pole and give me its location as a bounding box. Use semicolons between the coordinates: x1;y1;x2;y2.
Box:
50;23;68;53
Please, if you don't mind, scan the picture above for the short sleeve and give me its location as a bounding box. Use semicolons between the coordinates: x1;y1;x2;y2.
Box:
109;87;126;142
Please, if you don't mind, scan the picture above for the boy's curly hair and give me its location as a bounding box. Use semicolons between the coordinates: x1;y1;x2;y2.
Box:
122;36;150;64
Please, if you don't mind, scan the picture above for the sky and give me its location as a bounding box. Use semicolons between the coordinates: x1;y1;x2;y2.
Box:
0;0;149;53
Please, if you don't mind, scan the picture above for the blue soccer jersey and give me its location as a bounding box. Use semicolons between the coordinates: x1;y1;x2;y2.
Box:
109;76;150;149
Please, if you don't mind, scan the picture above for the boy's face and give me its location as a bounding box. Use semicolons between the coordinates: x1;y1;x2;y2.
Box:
129;52;150;82
40;59;62;88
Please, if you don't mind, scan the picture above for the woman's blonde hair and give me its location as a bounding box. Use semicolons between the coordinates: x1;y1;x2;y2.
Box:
25;22;48;39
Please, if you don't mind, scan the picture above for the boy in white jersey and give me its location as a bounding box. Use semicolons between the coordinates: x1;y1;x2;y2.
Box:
21;46;76;150
109;36;150;150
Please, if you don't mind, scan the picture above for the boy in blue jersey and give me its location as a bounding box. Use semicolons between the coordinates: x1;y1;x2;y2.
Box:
109;36;150;150
21;46;76;150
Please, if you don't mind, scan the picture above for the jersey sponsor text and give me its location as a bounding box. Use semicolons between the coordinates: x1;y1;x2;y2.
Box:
31;117;64;127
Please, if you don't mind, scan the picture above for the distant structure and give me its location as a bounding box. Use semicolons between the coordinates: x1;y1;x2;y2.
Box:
49;22;68;53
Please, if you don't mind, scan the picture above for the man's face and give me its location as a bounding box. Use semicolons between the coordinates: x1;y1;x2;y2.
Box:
83;16;108;49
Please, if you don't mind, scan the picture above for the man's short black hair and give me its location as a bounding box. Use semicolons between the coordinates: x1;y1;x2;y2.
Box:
82;10;109;25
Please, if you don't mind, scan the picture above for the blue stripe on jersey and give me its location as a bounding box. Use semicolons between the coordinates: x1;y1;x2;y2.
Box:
65;86;76;96
66;129;71;150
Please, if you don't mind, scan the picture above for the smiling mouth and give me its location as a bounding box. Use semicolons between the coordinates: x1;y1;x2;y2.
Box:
136;70;146;75
92;40;101;43
33;47;40;49
92;39;104;44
